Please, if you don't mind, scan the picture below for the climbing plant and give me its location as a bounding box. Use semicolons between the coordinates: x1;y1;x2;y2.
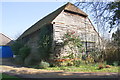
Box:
52;31;85;66
38;24;53;61
63;30;84;54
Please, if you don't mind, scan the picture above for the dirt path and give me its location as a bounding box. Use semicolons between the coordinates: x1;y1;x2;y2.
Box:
0;58;119;78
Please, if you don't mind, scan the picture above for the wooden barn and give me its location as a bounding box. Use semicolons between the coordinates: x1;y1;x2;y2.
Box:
17;2;102;65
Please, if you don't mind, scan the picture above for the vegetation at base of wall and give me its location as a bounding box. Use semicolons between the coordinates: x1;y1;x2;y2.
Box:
31;61;50;69
52;30;102;67
13;46;31;65
63;30;84;53
11;41;24;55
31;59;119;73
38;24;53;61
51;47;119;67
14;55;24;65
58;29;119;66
11;41;31;65
38;61;50;69
43;63;119;72
60;56;82;67
85;47;119;66
104;47;119;65
112;61;119;66
84;28;120;65
11;26;119;68
88;49;105;63
50;30;85;66
11;24;53;66
104;28;120;65
19;46;31;60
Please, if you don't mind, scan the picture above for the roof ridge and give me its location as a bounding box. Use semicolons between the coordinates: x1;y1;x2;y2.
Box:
18;3;67;39
18;2;88;39
64;2;88;17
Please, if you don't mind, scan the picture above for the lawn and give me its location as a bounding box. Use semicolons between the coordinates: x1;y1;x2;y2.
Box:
44;64;119;72
0;73;22;80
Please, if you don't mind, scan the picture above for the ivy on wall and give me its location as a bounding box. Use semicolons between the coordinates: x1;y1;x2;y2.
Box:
38;24;53;61
51;30;86;66
63;30;85;54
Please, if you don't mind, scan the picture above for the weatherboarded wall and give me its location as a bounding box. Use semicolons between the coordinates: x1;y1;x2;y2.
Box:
52;11;101;58
19;10;102;60
16;2;103;65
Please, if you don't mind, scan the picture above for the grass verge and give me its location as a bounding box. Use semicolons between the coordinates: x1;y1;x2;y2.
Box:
0;73;23;80
43;64;119;72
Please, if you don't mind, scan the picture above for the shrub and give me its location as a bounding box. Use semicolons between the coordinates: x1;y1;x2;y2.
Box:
103;39;120;65
12;42;31;66
104;46;119;65
38;61;50;69
11;41;24;55
19;46;31;60
38;25;53;61
24;53;42;66
73;59;81;67
63;31;84;53
113;61;119;66
59;60;74;66
81;54;95;64
89;50;105;63
54;58;82;67
14;55;24;65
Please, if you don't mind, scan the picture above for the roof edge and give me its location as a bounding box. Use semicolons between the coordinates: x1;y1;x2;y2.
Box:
17;2;88;39
0;33;12;40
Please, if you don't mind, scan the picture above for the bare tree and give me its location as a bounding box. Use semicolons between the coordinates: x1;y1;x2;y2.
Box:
14;32;22;40
74;0;120;34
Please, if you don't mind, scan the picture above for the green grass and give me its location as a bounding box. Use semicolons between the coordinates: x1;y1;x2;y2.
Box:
43;64;119;72
0;73;23;80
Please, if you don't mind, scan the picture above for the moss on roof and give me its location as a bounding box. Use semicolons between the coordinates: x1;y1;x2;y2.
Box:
18;2;88;39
